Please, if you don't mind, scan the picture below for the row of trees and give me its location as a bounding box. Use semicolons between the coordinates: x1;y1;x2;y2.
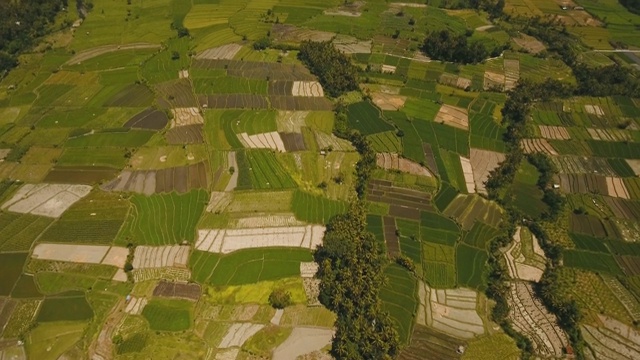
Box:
620;0;640;14
314;202;399;359
298;41;359;97
421;30;502;64
0;0;68;75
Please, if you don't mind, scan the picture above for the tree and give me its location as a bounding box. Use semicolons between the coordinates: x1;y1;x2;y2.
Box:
171;51;180;60
268;288;292;309
298;41;359;97
421;29;493;64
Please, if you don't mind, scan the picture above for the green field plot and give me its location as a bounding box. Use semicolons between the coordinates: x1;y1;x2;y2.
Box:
35;272;100;295
587;140;640;159
607;158;636;177
421;211;460;233
347;101;394;135
26;320;86;360
291;190;347;224
37;291;93;322
193;76;268;95
367;130;402;153
397;219;421;263
444;194;503;230
570;233;610;253
469;113;506;152
366;214;386;251
116;190;207;246
236;150;297;190
226;190;294;213
385;111;425;164
506;161;547;218
456;244;487;290
0;213;53;251
142;299;193;332
436;150;468;193
433;183;460;212
380;264;417;344
563;250;624;276
462;222;500;249
57;147;129;169
11;274;42;299
0;253;28;296
65;129;153;148
189;248;312;286
422;243;456;288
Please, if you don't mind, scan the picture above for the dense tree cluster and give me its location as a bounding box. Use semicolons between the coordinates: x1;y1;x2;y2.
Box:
0;0;67;75
298;41;359;97
314;203;399;359
527;153;564;219
620;0;640;14
447;0;505;18
421;30;499;64
573;63;640;97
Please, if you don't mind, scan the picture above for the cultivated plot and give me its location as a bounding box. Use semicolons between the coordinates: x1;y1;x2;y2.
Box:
435;104;469;130
538;125;570;140
582;315;640;360
132;245;190;269
237;131;287;152
196;44;242;60
459;156;476;194
469;148;505;195
31;244;128;268
376;153;432;177
504;227;545;282
1;184;92;218
520;138;558;156
196;225;325;253
102;162;208;195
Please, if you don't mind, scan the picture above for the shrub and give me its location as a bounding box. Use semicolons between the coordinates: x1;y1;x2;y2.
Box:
268;288;292;309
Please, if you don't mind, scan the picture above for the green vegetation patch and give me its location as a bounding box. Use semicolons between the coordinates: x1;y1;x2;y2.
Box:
346;101;394;135
291;190;348;224
37;291;93;322
563;249;624;276
462;222;501;249
0;213;53;251
236;150;297;190
422;243;456;288
142;299;193;332
456;244;487;290
116;190;207;246
380;264;417;345
0;252;28;296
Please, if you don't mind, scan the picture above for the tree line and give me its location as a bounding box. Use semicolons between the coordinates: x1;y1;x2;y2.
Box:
0;0;68;76
298;41;359;98
620;0;640;15
421;29;504;64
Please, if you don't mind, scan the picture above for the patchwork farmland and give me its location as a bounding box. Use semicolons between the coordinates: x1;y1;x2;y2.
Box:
0;0;639;359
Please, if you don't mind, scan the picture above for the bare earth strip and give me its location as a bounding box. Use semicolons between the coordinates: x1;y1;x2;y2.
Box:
459;156;476;193
606;177;630;199
237;132;287;152
132;245;190;269
484;71;505;91
582;315;640;360
218;323;264;348
585;105;605;117
1;183;92;218
32;244;127;268
376;153;432;177
508;282;569;357
272;327;334;360
520;139;558;156
372;92;407;110
171;108;204;128
233;214;303;228
65;43;160;65
539;125;570;140
291;81;324;97
196;225;325;253
470;148;505;195
435;104;469;130
206;191;233;213
626;159;640;176
513;34;546;54
196;44;242;60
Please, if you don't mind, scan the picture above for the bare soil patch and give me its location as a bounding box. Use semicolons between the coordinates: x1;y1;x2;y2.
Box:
124;108;168;130
520;139;558;156
32;244;128;267
2;183;91;218
0;149;10;161
333;35;372;54
584;104;605;117
469;149;505;195
459;156;476;193
372;92;407;110
435;104;469;130
132;245;190;269
587;128;631;142
196;44;242;60
504;228;545;282
439;73;472;90
538;125;570;140
626;159;640;176
153;281;201;301
276;111;308;133
484;71;505;91
207;191;233;213
376;153;431;177
171;108;204;128
606;176;630;199
195;225;325;253
238;131;287;152
102;162;207;194
218;323;264;348
273;327;334;360
504;59;520;91
512;34;546;54
291;81;324;97
272;25;335;43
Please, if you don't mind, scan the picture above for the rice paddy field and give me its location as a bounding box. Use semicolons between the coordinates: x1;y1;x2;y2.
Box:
0;0;639;358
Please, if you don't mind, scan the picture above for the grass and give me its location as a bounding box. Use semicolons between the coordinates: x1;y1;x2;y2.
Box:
142;299;193;332
463;333;520;360
189;248;312;286
116;190;207;246
379;264;417;345
35;272;99;295
37;291;93;322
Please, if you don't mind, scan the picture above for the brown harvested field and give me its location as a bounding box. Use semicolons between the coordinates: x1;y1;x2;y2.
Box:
625;160;640;176
196;44;242;60
398;325;465;360
459;156;476;193
507;281;569;358
291;81;324;97
269;96;333;111
520;139;558;156
435;104;468;130
272;24;335;42
64;43;160;65
0;148;10;161
438;73;471;90
381;64;396;74
484;71;505;91
166;124;204;144
376;153;432;177
199;94;269;109
44;166;119;184
570;214;614;239
238;131;287;152
602;197;640;221
153;281;201;301
584;104;605;117
124;108;169;130
102;162;208;194
0;298;18;334
132;245;190;269
538;125;570;140
280;132;306;152
556;174;610;196
192;59;316;81
615;256;640;276
469;149;505;195
155;80;199;108
383;216;400;258
504;59;520;91
587;128;631;142
269;81;294;96
368;179;434;216
512;34;546;54
606;177;630;199
333;35;372;54
2;183;92;218
422;144;440;176
372;92;407;110
171;107;204;128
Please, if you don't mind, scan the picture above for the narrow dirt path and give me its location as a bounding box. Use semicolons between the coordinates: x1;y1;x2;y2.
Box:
89;298;126;360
